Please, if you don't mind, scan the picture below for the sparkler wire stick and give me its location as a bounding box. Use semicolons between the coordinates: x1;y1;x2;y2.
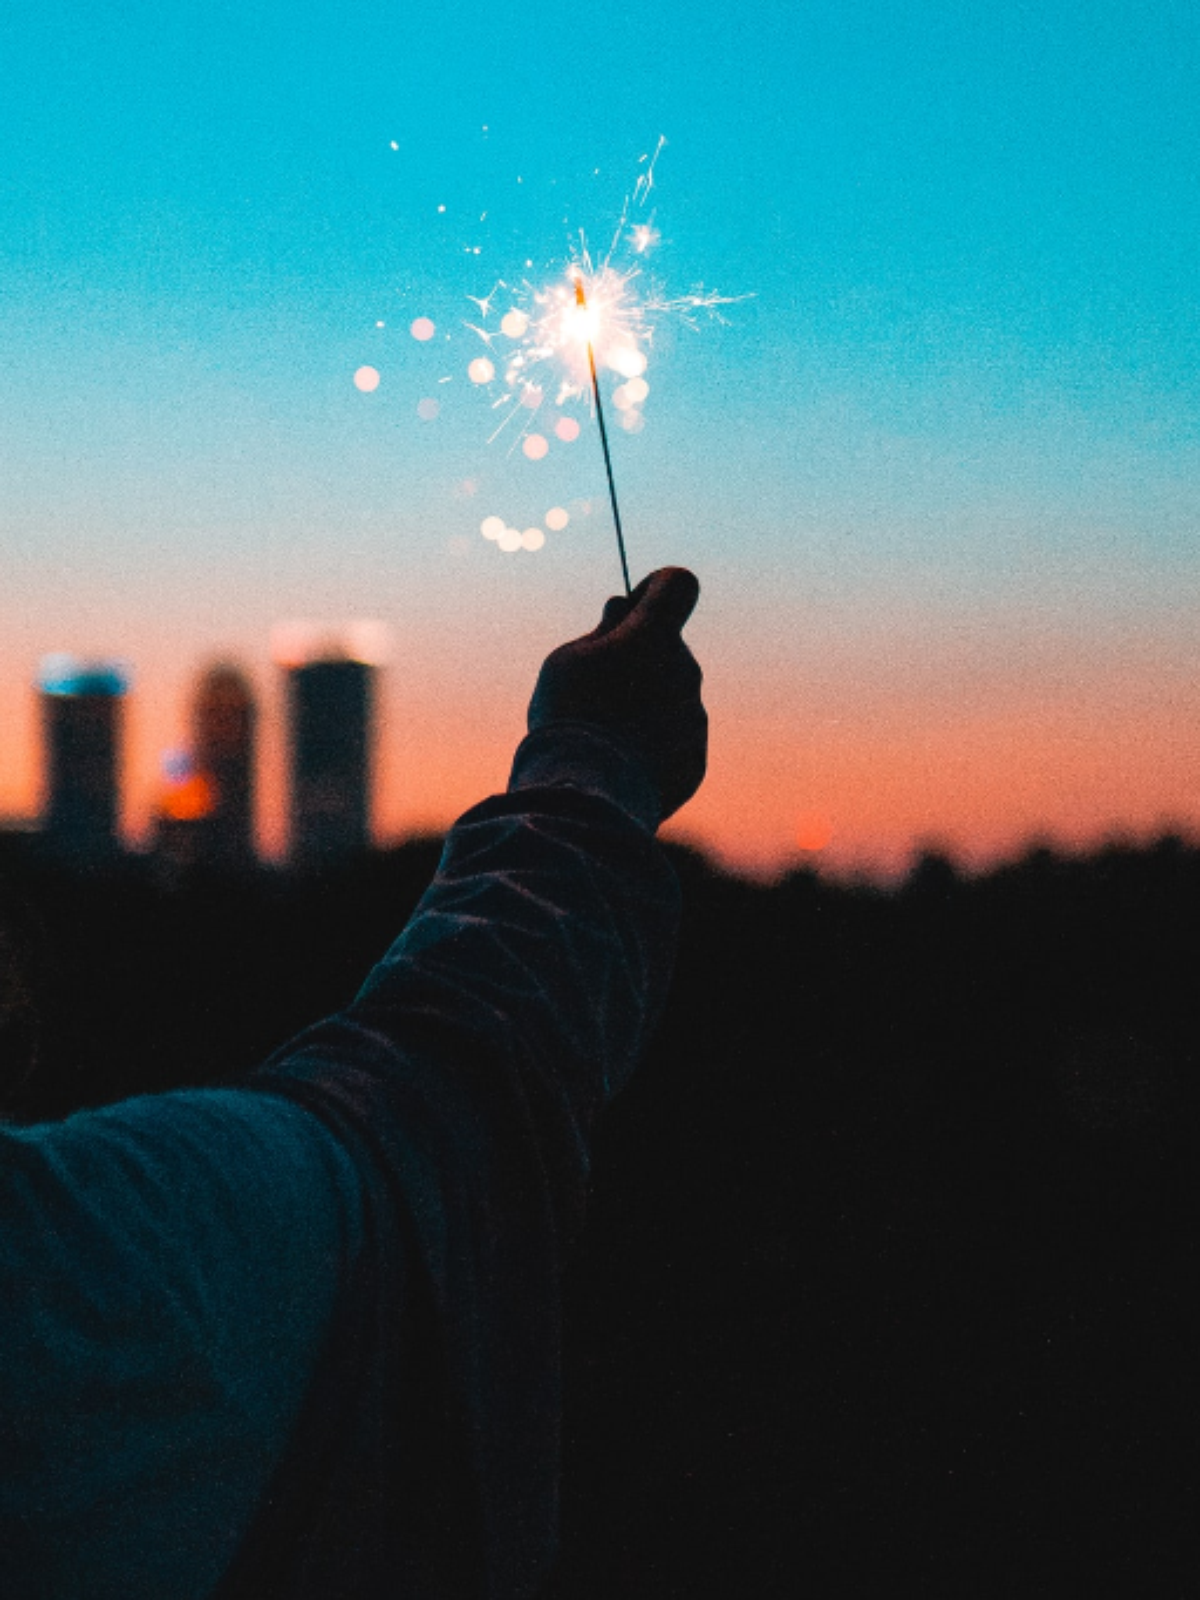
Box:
575;278;632;597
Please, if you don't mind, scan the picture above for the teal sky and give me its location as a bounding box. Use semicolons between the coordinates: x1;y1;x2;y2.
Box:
2;1;1197;872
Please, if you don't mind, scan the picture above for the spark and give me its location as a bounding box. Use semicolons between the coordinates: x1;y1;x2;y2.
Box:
467;282;506;319
632;135;667;206
630;221;660;254
465;253;746;429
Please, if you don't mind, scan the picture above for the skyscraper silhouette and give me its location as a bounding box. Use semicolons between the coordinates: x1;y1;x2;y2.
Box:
193;663;257;866
286;656;375;865
38;656;130;862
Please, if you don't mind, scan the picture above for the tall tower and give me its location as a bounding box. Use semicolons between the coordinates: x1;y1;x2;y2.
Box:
274;621;387;866
287;658;374;864
192;663;257;866
38;656;130;861
275;621;387;867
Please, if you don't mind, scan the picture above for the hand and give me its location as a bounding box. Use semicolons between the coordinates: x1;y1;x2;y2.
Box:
527;567;707;822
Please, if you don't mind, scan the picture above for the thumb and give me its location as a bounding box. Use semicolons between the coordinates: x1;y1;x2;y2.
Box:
620;566;700;637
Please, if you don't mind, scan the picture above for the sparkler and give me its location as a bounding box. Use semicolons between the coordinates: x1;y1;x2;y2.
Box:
374;140;750;573
572;274;631;597
463;247;745;582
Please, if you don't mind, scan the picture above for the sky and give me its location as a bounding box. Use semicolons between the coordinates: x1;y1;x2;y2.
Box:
2;0;1198;878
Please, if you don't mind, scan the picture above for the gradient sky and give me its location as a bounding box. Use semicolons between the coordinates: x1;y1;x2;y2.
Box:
2;0;1197;877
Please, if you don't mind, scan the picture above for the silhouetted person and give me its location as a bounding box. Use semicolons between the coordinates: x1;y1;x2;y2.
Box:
0;568;706;1599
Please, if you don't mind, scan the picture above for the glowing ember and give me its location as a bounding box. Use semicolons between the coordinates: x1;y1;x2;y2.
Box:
796;814;833;853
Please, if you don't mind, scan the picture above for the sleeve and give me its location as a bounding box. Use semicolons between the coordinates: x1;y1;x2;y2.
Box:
0;1087;367;1600
247;720;682;1597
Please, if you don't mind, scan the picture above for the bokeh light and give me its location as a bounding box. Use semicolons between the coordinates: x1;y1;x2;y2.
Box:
480;515;505;540
501;310;529;338
520;385;544;410
468;357;495;384
612;384;634;411
625;376;649;404
609;347;647;379
554;416;580;442
545;506;569;531
795;813;833;853
417;397;440;421
160;772;214;823
353;366;380;392
410;317;436;341
619;409;644;433
520;527;545;551
497;526;522;552
522;434;548;460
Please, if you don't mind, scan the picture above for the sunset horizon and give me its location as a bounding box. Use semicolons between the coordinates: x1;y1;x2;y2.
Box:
4;1;1197;882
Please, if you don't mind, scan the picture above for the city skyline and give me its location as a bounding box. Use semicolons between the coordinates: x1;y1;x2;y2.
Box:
23;638;384;870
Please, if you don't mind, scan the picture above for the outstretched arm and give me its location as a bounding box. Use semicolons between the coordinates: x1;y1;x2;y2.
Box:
240;567;706;1595
0;569;707;1600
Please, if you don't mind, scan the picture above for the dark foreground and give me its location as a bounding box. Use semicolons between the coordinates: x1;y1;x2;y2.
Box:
2;831;1198;1596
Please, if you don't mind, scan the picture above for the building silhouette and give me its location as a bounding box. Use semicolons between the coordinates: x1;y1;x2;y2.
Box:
285;654;375;865
38;656;130;862
192;663;257;866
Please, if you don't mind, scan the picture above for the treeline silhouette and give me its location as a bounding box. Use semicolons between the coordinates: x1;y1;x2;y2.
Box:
2;831;1198;1596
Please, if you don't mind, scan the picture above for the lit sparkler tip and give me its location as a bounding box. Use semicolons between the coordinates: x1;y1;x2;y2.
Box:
573;275;587;307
